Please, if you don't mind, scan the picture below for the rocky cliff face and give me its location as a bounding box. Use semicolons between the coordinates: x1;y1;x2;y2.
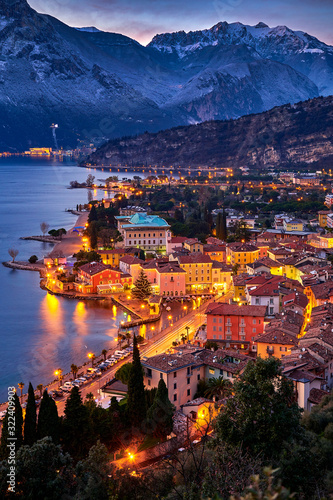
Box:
0;2;331;150
86;96;333;170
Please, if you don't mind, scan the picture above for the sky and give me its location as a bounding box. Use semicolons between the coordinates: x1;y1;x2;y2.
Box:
28;0;333;46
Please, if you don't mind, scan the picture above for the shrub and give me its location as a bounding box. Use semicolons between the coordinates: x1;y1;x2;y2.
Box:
29;255;38;264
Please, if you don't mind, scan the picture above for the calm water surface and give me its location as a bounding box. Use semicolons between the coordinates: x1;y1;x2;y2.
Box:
0;157;151;401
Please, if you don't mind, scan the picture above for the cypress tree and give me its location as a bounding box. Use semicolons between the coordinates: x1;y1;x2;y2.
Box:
88;203;98;223
15;392;23;450
24;382;37;446
127;335;147;429
0;410;9;459
221;206;227;241
37;390;60;444
216;212;223;239
62;386;92;460
131;269;152;300
147;379;174;439
89;221;98;249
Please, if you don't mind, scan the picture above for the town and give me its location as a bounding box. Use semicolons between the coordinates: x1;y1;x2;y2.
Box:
3;167;333;498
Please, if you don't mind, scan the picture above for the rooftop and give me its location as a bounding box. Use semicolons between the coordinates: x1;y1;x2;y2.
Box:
205;302;267;317
78;262;109;275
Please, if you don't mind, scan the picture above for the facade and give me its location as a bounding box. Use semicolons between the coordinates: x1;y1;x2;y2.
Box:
98;248;137;267
177;254;213;293
325;194;333;208
226;242;259;273
166;236;188;254
184;238;204;253
283;218;303;232
318;211;332;228
255;330;298;359
156;263;186;296
119;255;144;283
74;262;132;294
115;212;171;253
203;244;226;263
205;302;266;351
246;277;282;315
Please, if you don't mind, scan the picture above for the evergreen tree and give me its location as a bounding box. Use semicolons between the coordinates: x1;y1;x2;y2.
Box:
88;203;98;223
138;249;145;261
14;393;23;450
24;382;37;446
147;379;174;439
131;269;152;300
62;386;93;461
0;411;9;459
222;206;227;241
37;390;60;444
216;212;223;239
89;221;98;249
127;335;147;429
1;393;25;457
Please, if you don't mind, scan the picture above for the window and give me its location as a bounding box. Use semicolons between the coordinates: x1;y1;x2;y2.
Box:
253;328;256;333
174;371;177;378
197;374;200;380
160;373;163;379
253;319;256;324
173;394;177;402
270;298;274;304
209;368;215;375
147;368;152;378
174;382;177;390
213;334;216;339
226;335;231;340
219;326;222;332
147;379;151;386
219;318;222;323
213;317;217;323
255;298;260;305
213;326;216;332
187;377;190;384
269;307;274;314
187;389;190;396
187;367;191;375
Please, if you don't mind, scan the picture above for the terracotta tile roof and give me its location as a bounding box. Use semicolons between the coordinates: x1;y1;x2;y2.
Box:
119;255;144;265
205;302;267;317
228;242;259;252
311;281;333;300
211;261;232;271
184;238;201;245
308;388;330;405
142;353;201;373
79;262;109;275
170;236;188;243
254;330;298;346
283;367;322;382
282;292;308;309
177;253;212;264
268;247;292;256
181;398;211;407
203;244;226;252
247;257;281;269
156;263;186;274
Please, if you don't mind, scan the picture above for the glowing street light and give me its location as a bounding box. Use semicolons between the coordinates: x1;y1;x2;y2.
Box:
88;352;95;367
54;368;63;388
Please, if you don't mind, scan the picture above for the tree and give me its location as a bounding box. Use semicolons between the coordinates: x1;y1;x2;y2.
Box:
88;203;98;223
138;249;145;261
75;441;112;500
230;467;295;500
115;362;133;385
71;364;78;380
131;269;152;301
40;222;49;236
204;377;232;400
229;220;251;242
62;386;93;460
215;357;302;460
86;174;95;187
37;390;60;444
147;379;174;439
18;381;24;403
232;263;240;276
216;212;223;240
8;248;19;262
13;437;72;499
29;255;38;263
89;221;98;249
101;349;107;361
24;382;37;446
127;335;147;429
222;206;227;241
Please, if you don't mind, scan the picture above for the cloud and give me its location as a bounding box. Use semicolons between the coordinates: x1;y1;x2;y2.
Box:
28;0;333;46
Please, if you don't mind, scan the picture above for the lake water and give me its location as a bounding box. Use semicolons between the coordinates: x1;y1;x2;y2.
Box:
0;157;156;402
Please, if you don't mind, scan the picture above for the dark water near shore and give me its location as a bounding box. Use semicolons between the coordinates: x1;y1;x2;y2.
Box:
0;157;154;402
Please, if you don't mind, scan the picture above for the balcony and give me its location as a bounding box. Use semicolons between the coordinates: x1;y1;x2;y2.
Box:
266;346;274;354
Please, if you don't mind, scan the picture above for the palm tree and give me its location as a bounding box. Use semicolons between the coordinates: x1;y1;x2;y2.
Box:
18;382;25;404
71;364;78;380
37;384;43;398
205;377;232;400
102;349;107;361
118;333;126;347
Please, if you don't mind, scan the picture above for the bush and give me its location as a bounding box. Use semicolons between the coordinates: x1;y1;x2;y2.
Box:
29;255;38;264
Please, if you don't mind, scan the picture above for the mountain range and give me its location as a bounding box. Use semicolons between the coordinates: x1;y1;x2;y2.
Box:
0;0;332;151
85;95;333;170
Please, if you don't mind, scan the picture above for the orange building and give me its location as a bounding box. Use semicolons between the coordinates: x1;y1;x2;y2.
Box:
205;302;266;351
255;330;298;359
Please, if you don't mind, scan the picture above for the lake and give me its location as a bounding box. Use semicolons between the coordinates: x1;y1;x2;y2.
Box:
0;156;155;402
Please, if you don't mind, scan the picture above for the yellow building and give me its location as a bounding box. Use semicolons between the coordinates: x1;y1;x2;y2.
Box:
318;211;332;228
98;248;136;267
226;242;259;273
177;254;213;292
211;262;233;293
282;219;303;232
255;330;298;359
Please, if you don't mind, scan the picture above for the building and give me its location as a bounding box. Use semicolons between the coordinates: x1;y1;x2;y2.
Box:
318;210;332;228
211;262;233;293
119;255;144;283
282;218;304;232
246;276;282;315
141;353;205;409
226;242;259;273
166;236;188;255
98;248;137;267
325;194;333;208
254;330;298;359
203;244;226;263
74;262;132;294
115;212;171;253
205;302;266;351
177;254;213;293
156;263;186;297
184;238;204;253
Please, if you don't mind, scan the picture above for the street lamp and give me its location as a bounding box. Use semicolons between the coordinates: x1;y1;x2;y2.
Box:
185;326;190;342
88;352;95;367
54;368;63;388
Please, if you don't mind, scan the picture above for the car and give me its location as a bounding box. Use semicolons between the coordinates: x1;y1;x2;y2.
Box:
77;377;87;383
74;379;83;386
59;386;71;392
98;363;108;371
52;390;63;398
63;382;74;388
104;360;113;366
95;370;102;376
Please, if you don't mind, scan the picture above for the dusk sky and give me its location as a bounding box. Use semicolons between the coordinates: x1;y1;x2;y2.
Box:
29;0;333;46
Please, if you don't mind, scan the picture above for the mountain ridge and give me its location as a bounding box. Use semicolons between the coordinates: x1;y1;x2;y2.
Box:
85;95;333;170
0;1;331;150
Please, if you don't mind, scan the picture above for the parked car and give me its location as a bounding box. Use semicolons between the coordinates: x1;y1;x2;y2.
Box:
63;381;74;388
77;377;87;383
59;386;71;392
